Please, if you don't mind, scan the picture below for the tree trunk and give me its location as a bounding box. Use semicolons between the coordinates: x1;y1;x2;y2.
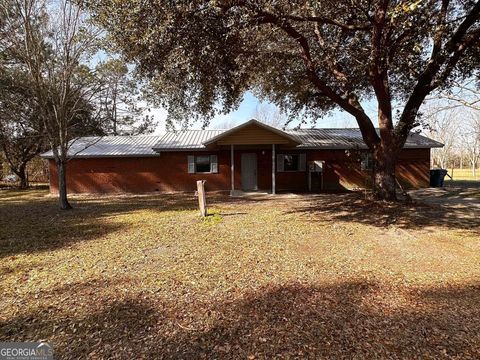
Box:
10;163;28;189
57;160;72;210
372;149;397;201
17;165;28;189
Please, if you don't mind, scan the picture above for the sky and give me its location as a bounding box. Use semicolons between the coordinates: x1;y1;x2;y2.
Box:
150;92;380;135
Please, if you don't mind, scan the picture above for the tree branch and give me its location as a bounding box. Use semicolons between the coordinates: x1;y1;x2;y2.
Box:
255;10;380;146
396;0;480;146
280;14;370;31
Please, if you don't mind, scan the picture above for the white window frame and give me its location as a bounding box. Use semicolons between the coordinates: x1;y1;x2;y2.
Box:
188;154;218;174
277;153;306;172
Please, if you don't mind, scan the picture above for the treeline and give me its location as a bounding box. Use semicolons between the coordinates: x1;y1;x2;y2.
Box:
0;0;155;204
423;95;480;177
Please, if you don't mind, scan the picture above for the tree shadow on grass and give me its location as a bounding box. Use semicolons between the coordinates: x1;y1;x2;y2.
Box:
1;279;479;359
0;191;204;259
283;192;480;232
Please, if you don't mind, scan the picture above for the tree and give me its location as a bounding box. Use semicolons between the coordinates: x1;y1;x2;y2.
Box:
461;111;480;177
217;103;287;129
1;0;103;209
86;0;480;200
252;104;288;128
96;59;156;135
424;78;480;172
0;66;45;189
429;78;480;111
422;105;459;169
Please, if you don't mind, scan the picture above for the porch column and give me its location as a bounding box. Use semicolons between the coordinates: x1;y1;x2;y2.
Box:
230;144;234;192
272;144;276;195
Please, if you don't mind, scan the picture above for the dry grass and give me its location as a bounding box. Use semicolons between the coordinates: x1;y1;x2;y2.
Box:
1;189;479;359
446;168;479;181
443;168;480;188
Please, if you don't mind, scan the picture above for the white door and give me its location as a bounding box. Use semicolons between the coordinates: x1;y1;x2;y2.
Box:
241;153;257;191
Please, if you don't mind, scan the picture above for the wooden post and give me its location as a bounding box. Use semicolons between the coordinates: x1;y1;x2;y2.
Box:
308;168;312;192
230;144;234;193
272;144;276;195
197;180;207;217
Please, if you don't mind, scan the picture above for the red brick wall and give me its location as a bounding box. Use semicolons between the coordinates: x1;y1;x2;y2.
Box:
48;152;231;194
48;148;430;194
274;148;430;192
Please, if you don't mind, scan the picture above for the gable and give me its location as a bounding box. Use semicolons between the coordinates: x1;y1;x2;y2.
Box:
216;123;290;145
201;120;300;147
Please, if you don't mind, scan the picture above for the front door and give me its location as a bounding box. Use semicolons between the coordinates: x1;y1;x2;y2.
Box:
241;153;257;191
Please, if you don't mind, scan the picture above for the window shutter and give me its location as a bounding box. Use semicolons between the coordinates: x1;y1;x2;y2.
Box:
361;154;372;171
299;154;307;171
187;155;195;174
210;155;218;173
276;154;284;172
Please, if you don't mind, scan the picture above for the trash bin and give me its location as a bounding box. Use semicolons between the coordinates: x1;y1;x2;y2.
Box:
430;169;448;187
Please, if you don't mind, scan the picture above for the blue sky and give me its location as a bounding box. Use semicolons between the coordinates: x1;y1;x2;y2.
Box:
151;92;379;134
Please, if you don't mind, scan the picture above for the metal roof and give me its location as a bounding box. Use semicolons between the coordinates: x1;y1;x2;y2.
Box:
41;127;443;158
153;130;225;151
287;129;444;149
41;135;163;158
153;127;443;150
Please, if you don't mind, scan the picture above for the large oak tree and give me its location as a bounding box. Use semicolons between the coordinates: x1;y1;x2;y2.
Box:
87;0;479;200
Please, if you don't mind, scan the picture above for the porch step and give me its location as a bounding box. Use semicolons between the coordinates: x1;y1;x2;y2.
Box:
229;190;272;197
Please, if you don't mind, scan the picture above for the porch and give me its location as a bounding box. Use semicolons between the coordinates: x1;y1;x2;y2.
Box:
202;120;305;195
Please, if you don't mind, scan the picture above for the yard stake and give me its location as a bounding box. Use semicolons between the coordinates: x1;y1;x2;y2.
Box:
197;180;207;217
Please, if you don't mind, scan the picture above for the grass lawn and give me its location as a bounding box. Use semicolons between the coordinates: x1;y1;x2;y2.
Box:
445;168;479;181
1;188;480;359
444;168;480;188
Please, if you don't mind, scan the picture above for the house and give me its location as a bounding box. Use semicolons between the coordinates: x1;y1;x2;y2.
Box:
41;119;443;194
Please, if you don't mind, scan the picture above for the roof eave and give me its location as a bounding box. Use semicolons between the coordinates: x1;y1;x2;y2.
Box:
41;154;161;159
152;147;210;152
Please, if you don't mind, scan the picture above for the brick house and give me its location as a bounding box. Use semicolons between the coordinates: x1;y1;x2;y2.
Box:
41;119;443;194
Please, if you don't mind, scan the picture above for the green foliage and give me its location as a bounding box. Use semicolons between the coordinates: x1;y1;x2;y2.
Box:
0;0;110;206
96;59;157;135
0;37;45;186
85;0;479;199
201;209;223;226
86;0;479;128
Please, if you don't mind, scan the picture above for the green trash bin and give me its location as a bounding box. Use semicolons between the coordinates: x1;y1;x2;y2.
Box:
430;169;448;187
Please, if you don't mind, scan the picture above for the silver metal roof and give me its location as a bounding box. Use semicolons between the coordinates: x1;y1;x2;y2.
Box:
153;128;443;150
153;130;225;151
41;128;443;158
41;135;163;158
287;129;444;149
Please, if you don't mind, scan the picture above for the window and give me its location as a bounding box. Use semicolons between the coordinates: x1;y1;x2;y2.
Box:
195;155;211;173
277;154;306;172
188;155;218;174
284;155;299;171
361;153;374;171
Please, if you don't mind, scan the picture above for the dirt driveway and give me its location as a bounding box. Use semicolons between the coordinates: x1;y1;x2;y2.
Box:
409;186;480;209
